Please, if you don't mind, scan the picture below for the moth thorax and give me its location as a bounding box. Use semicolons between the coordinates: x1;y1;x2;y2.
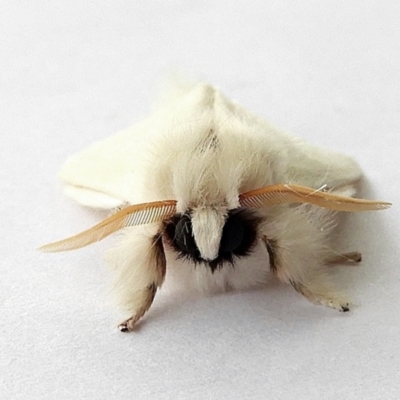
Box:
191;207;226;261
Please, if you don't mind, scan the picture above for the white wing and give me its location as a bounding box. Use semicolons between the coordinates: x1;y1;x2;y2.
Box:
280;138;362;191
213;89;362;191
59;82;362;210
60;124;148;209
59;82;218;209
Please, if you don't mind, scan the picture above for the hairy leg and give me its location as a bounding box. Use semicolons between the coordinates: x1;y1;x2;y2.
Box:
262;235;352;311
262;234;353;311
259;201;355;312
106;230;166;332
326;251;362;265
118;283;158;332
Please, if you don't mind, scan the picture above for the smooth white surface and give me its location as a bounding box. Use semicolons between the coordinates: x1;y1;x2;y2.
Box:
1;1;399;399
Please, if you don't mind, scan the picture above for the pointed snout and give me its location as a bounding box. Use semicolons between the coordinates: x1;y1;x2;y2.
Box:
191;207;226;261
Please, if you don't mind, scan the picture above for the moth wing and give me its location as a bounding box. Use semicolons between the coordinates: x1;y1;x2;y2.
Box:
282;139;362;193
59;123;150;209
58;81;226;210
59;81;363;210
207;84;363;193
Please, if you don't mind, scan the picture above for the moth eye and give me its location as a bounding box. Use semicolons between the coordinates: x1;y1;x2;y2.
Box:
174;215;197;254
220;213;245;253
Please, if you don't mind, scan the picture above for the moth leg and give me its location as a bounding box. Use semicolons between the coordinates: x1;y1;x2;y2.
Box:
107;231;166;332
118;283;158;332
262;236;351;312
120;234;166;332
289;280;351;312
326;251;362;265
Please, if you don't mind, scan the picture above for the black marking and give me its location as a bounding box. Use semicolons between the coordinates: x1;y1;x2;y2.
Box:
152;234;167;280
119;325;129;333
220;212;245;253
198;129;219;153
264;238;278;273
174;215;197;255
289;280;300;292
163;209;262;272
147;283;157;303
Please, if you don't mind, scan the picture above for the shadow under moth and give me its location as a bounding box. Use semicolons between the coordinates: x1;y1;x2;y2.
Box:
40;82;391;332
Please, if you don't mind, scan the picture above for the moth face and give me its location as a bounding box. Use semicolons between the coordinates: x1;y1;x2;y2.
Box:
164;208;261;272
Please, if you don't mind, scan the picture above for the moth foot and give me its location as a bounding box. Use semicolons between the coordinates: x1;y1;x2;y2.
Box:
118;283;159;332
314;296;351;312
118;315;141;332
290;280;351;312
327;251;362;265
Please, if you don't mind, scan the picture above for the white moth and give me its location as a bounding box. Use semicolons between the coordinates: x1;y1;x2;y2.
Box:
40;82;390;332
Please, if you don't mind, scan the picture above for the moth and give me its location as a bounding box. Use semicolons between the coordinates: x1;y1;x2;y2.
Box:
40;82;390;332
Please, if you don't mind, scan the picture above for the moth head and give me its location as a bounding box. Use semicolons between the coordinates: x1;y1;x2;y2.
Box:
163;206;261;271
38;184;391;257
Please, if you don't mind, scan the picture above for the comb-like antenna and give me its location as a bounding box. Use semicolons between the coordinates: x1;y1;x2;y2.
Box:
39;200;177;252
239;184;391;211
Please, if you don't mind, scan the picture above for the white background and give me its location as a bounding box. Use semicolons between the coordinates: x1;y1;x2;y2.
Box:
1;1;399;399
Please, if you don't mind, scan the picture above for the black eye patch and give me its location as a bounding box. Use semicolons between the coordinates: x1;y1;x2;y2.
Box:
220;212;245;253
174;215;197;254
164;209;261;271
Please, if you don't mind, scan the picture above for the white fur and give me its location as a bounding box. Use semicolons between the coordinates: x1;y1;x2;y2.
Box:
165;243;270;294
191;206;227;261
105;225;162;311
59;81;362;314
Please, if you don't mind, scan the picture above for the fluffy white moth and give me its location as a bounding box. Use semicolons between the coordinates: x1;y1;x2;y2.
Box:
40;82;390;332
